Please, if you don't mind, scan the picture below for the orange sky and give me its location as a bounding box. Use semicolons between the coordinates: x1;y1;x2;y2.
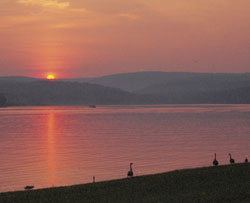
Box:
0;0;250;78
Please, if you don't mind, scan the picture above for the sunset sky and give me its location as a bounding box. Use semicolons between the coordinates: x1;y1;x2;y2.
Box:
0;0;250;78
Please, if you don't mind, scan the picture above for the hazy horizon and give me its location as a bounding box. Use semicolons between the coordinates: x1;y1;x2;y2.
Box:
1;70;250;80
1;0;250;79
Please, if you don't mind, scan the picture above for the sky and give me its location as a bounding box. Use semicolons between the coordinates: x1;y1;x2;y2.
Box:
0;0;250;78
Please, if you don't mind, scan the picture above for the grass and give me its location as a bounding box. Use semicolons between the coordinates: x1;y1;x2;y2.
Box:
0;163;249;203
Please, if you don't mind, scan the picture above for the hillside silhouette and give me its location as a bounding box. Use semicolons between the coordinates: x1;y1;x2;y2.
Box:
0;93;7;107
1;72;250;106
61;72;250;93
0;81;141;106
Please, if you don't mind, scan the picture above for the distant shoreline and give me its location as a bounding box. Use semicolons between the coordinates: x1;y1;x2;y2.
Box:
3;102;250;107
2;103;250;108
2;72;250;106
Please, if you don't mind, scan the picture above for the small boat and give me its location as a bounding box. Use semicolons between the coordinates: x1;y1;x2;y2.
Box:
25;185;35;190
89;105;96;108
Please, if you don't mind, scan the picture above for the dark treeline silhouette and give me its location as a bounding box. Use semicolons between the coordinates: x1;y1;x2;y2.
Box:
136;75;250;95
0;81;145;106
1;72;250;106
0;76;38;83
60;72;250;93
0;93;7;107
1;81;250;106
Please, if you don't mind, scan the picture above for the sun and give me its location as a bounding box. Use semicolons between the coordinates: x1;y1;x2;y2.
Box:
47;74;55;80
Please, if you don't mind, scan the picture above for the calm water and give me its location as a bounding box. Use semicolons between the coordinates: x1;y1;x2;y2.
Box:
0;105;250;192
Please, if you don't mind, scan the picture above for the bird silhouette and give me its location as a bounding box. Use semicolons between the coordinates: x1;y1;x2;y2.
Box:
245;157;248;163
229;153;235;164
213;153;219;166
127;163;133;177
25;186;34;190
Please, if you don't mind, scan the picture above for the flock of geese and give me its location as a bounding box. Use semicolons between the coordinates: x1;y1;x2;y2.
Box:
213;153;248;166
128;153;248;177
127;154;249;179
24;156;248;190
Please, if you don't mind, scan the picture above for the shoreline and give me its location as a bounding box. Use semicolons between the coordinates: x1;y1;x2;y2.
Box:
2;103;250;108
1;163;249;202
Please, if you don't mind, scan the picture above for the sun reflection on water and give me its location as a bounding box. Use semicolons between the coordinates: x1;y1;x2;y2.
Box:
47;112;56;186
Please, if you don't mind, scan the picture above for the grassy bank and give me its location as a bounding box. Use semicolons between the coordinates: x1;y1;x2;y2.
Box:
1;163;249;203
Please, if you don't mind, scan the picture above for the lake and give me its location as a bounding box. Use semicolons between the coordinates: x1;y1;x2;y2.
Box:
0;105;250;193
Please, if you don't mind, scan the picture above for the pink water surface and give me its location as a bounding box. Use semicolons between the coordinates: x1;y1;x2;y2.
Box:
0;105;250;192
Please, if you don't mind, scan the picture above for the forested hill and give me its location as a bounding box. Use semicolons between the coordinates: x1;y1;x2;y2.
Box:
1;74;250;106
0;93;7;107
0;81;142;106
0;76;38;83
61;72;250;93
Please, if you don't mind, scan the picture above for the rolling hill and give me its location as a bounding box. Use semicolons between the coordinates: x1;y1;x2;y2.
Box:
1;72;250;106
0;81;143;106
0;76;39;83
136;75;250;95
61;72;250;93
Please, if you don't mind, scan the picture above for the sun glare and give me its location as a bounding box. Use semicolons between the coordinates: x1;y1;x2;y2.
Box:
47;74;55;80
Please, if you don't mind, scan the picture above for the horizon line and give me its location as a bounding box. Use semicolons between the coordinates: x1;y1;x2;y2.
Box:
0;71;250;80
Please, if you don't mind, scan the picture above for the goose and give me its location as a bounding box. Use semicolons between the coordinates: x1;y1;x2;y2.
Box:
25;186;34;190
127;163;133;177
213;153;219;166
229;153;235;164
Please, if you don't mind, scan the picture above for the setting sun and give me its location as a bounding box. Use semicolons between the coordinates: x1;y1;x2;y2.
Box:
47;74;55;80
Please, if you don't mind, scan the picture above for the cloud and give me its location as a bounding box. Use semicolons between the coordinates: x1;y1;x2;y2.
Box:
18;0;70;9
119;13;139;20
72;0;145;14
